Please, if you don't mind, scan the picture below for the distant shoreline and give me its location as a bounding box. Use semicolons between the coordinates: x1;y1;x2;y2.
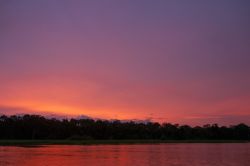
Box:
0;140;249;146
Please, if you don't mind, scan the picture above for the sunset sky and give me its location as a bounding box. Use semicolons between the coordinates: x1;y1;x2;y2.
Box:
1;1;250;125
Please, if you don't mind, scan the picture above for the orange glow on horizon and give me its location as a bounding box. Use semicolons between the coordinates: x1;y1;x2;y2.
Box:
0;100;150;121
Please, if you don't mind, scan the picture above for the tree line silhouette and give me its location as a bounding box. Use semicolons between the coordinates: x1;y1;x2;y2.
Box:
0;114;249;140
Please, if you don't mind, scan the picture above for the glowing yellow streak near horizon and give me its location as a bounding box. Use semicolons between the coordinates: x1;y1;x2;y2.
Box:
0;100;140;120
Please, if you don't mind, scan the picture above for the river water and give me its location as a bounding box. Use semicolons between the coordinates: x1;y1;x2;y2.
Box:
0;143;249;166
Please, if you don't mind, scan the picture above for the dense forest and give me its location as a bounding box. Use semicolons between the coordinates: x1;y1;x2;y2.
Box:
0;114;249;140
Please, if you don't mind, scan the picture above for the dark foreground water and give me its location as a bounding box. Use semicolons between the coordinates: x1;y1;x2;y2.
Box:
0;143;250;166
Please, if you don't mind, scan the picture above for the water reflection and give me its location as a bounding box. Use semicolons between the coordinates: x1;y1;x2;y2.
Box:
0;143;250;166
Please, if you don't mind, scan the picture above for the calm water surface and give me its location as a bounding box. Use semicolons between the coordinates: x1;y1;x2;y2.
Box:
0;143;249;166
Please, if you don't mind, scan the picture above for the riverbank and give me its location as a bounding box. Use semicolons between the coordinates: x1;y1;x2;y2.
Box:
0;140;249;146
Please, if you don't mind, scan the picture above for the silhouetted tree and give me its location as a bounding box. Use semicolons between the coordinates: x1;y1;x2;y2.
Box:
0;114;249;140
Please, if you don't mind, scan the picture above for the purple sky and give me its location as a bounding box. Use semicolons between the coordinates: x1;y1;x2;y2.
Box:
1;0;250;125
